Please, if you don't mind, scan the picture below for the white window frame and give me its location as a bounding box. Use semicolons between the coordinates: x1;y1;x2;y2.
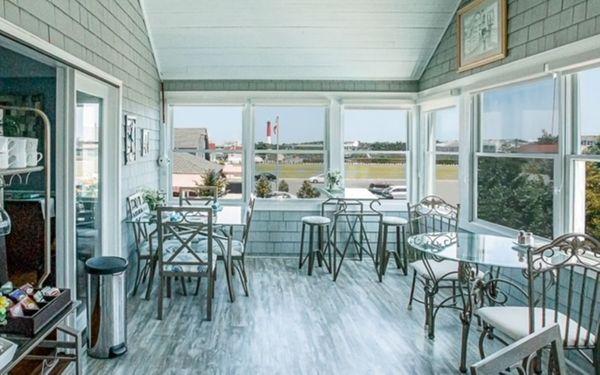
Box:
340;105;413;205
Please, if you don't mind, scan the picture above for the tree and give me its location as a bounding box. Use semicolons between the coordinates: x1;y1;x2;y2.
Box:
255;176;272;198
196;169;228;197
297;180;321;198
278;179;289;192
585;141;600;239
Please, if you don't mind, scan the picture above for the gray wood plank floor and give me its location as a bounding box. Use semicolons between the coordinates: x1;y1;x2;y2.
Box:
83;257;568;374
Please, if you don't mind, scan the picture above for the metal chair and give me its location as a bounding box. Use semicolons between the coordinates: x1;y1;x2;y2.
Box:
375;215;408;282
157;206;229;321
299;215;332;276
179;186;218;206
406;195;462;339
470;323;567;374
476;233;600;374
126;192;155;296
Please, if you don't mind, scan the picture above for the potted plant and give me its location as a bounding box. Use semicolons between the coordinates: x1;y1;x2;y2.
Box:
297;180;321;198
278;179;289;192
326;171;343;192
141;188;166;210
255;176;272;198
196;168;228;197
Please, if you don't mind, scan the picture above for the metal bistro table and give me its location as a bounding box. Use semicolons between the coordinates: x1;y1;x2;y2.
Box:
407;231;556;373
0;302;82;374
127;204;248;300
320;188;382;281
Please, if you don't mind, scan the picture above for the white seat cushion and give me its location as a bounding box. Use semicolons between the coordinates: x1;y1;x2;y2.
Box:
162;250;216;273
382;216;408;225
410;259;461;280
138;238;158;255
302;216;331;225
477;306;596;347
195;238;244;257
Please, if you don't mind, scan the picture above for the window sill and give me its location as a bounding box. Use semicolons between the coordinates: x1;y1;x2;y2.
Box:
255;198;408;212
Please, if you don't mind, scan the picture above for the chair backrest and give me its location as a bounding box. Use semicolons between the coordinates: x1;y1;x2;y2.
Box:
407;195;459;235
126;192;151;245
527;233;600;349
157;206;227;276
241;194;257;246
179;186;218;206
470;323;566;374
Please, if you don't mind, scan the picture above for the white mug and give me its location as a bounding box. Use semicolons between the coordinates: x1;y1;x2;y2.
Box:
8;138;27;169
0;136;14;154
0;153;8;169
27;152;43;167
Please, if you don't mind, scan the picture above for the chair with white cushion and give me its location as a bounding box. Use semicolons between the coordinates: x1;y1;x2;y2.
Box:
476;233;600;374
470;323;567;375
299;215;332;276
376;215;409;282
406;195;461;339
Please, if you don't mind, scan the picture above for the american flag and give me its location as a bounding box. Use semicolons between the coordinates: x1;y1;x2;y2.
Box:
273;116;279;135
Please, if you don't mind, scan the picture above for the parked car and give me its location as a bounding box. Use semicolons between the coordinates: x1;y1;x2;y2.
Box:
368;183;390;196
381;185;407;200
308;173;325;183
267;191;297;199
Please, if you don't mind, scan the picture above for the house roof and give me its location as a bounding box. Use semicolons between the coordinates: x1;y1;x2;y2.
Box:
172;152;222;175
174;128;208;150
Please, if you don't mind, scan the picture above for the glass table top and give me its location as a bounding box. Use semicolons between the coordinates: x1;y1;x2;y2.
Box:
407;232;557;269
320;188;380;200
126;205;246;226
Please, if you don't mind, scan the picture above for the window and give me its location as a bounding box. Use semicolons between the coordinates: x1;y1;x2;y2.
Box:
475;78;557;238
429;107;459;205
171;106;243;200
343;109;408;200
253;106;326;199
572;67;600;239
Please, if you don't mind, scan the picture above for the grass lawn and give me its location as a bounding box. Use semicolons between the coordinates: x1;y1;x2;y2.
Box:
255;163;459;180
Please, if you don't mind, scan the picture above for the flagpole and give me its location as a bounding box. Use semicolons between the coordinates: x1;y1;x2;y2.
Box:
275;116;280;187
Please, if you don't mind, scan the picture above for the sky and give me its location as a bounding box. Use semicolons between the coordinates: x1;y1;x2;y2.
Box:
172;67;600;146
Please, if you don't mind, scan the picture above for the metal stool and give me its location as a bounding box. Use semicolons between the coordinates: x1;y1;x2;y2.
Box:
376;216;408;281
299;216;332;275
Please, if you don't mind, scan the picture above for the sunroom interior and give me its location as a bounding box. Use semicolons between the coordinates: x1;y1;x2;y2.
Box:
0;0;600;374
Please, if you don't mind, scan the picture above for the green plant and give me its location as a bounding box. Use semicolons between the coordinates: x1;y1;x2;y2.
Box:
196;168;228;197
326;171;342;191
2;115;26;137
255;176;272;198
141;189;166;210
278;179;289;192
297;180;321;199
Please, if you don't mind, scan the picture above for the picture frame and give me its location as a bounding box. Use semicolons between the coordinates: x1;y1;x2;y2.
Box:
457;0;507;72
141;129;150;157
124;114;137;164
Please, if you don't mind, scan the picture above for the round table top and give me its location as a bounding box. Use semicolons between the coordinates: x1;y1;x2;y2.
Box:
407;232;536;269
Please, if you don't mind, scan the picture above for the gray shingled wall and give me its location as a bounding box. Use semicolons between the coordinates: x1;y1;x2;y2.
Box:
419;0;600;90
0;0;161;259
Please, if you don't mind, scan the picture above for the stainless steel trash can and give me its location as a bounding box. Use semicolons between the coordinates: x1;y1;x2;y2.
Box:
85;256;128;359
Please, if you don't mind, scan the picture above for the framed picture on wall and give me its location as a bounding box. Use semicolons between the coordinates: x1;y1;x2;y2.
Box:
457;0;507;72
124;114;137;164
141;129;150;156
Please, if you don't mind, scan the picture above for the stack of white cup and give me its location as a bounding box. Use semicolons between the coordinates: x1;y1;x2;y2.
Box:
0;136;42;169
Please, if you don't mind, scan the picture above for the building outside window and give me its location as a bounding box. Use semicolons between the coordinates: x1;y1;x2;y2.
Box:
253;106;326;199
475;78;558;238
171;106;244;200
343;108;409;200
428;106;459;205
572;67;600;239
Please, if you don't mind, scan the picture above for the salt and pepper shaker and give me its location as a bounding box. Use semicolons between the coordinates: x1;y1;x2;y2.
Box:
517;230;525;245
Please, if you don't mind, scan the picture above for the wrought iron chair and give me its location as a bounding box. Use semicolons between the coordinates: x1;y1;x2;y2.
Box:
179;186;218;206
476;233;600;374
157;206;230;321
470;323;567;374
126;192;155;296
406;195;464;339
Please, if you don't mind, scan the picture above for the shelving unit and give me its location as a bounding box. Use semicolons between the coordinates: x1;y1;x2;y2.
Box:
0;105;52;287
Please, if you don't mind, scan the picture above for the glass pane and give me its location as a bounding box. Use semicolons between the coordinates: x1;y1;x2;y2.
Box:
481;78;557;154
343;109;408;150
578;67;600;155
344;153;407;199
477;157;553;238
254;106;325;151
433;107;459;152
171;106;243;198
581;161;600;238
172;152;242;200
75;91;102;310
435;154;459;206
254;153;324;199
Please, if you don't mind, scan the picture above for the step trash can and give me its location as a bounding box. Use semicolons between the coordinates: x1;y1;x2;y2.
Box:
85;256;128;358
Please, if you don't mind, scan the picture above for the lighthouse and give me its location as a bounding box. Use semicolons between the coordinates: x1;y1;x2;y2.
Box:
266;121;272;144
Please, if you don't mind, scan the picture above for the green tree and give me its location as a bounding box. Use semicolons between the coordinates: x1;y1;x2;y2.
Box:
297;180;320;198
255;176;272;198
585;141;600;239
278;179;289;192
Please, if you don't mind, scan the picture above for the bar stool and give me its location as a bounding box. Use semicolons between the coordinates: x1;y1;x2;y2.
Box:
376;216;408;282
299;216;332;275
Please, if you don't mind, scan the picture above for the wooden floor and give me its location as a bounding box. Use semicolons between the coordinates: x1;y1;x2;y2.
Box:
84;257;562;374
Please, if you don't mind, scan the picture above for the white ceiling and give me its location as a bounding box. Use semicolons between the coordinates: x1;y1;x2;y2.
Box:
141;0;460;81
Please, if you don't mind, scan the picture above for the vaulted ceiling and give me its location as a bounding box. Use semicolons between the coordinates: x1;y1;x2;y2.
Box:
141;0;460;81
